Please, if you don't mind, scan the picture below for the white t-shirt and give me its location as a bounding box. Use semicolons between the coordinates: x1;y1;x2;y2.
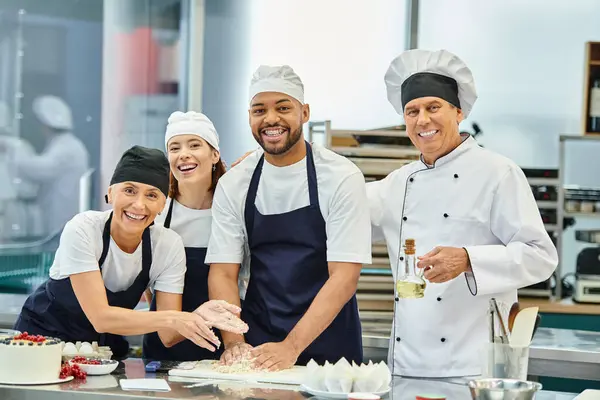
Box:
155;198;212;248
154;197;251;299
49;210;186;294
205;143;372;265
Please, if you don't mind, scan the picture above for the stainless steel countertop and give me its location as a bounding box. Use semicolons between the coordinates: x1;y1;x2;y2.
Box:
363;327;600;363
0;359;577;400
362;327;600;380
2;293;599;380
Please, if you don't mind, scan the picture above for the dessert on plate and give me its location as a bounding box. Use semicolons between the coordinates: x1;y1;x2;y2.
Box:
0;332;63;384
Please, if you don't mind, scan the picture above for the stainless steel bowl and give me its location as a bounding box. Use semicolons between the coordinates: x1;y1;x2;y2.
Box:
468;379;542;400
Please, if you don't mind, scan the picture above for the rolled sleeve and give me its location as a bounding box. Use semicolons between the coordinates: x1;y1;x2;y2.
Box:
205;182;246;265
57;217;101;276
464;166;558;296
326;172;372;264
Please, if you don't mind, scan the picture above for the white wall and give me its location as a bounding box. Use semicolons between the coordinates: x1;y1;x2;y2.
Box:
247;0;407;131
417;0;600;276
202;0;408;164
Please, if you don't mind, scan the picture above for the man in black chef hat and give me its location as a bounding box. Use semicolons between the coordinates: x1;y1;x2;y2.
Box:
368;48;558;378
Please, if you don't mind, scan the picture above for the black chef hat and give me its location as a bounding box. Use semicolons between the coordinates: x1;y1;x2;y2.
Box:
105;145;170;203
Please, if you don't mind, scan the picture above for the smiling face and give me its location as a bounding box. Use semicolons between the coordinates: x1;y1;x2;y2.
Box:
249;92;309;157
107;182;166;235
403;96;465;164
167;134;219;190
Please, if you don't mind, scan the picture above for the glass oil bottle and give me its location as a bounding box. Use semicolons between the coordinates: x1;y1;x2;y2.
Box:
395;238;426;299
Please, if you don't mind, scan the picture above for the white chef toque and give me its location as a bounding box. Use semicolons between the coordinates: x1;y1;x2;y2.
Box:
33;95;73;130
165;111;220;152
384;49;478;118
248;65;305;105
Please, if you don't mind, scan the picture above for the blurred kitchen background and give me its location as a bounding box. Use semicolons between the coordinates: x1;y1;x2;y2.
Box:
0;0;600;392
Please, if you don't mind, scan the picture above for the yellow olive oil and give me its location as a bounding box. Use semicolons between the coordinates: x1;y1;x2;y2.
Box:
396;279;426;299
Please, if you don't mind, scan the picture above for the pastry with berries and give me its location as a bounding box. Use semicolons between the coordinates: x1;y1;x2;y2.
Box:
0;332;63;384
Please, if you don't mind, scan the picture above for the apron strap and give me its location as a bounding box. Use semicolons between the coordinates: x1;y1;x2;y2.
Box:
140;223;152;275
244;155;265;242
304;141;320;208
163;198;176;229
98;212;153;272
243;141;320;241
98;213;112;268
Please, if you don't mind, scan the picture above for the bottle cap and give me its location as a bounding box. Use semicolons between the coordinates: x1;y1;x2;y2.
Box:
405;238;416;255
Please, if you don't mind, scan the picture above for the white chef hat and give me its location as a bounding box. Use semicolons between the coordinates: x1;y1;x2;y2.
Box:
0;101;10;133
248;65;304;105
384;49;477;118
32;95;73;130
165;111;220;152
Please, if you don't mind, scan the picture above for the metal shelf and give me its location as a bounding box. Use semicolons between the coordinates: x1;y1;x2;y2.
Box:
564;212;600;218
331;146;421;159
528;178;560;186
310;120;416;313
537;201;558;208
555;135;600;299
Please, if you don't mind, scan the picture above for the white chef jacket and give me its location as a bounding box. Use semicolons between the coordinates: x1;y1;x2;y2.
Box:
14;132;89;237
367;135;558;378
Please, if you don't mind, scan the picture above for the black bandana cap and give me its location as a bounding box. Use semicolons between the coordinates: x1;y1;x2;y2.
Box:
105;145;170;203
400;72;461;110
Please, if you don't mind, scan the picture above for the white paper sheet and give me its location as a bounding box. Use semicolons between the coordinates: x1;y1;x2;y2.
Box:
119;378;171;392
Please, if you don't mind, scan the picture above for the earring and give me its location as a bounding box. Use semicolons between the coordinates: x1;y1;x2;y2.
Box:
212;164;216;171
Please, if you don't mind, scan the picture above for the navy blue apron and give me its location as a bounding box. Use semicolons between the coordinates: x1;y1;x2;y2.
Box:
241;141;363;365
14;212;151;359
142;199;222;361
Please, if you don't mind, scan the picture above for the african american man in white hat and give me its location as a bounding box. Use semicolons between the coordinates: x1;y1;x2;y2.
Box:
207;65;372;371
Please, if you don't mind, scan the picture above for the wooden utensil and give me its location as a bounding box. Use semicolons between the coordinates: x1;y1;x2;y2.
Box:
510;307;539;347
508;302;541;340
508;302;520;333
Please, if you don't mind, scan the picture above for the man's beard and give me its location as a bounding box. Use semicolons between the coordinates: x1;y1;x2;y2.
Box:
253;125;303;156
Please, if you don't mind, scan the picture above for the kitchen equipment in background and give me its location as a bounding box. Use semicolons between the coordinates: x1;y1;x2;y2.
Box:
307;120;420;313
531;185;557;201
564;186;600;214
571;229;600;303
519;168;560;299
573;277;600;304
583;42;600;135
468;379;542;400
573;245;600;303
520;168;558;179
486;300;540;381
575;229;600;244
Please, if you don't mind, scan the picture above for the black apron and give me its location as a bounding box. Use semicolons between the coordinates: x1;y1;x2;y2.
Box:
14;212;152;359
241;141;363;365
142;199;222;361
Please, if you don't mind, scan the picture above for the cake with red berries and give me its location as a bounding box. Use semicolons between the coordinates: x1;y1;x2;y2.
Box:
0;332;63;384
